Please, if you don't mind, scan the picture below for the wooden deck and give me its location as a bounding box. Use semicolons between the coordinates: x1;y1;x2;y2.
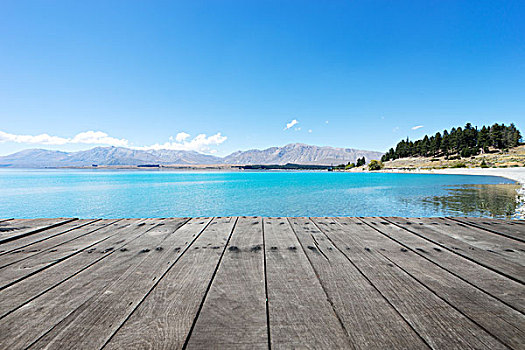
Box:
0;217;524;349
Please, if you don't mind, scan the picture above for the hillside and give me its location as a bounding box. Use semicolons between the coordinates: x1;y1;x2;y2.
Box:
223;143;383;165
0;143;383;168
382;145;525;170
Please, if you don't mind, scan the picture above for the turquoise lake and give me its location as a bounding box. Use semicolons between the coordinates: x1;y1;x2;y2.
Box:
0;169;520;219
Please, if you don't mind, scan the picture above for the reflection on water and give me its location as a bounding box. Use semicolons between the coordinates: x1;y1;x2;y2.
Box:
423;183;522;219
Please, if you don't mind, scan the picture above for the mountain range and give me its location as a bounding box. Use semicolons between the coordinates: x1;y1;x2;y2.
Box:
0;143;383;168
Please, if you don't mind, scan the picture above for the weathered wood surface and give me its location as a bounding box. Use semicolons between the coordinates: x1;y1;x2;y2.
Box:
387;217;525;283
0;217;523;349
451;217;525;242
186;217;267;349
265;217;352;349
289;217;427;349
0;218;76;244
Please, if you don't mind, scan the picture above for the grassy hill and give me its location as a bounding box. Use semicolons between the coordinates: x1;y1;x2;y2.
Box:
382;145;525;170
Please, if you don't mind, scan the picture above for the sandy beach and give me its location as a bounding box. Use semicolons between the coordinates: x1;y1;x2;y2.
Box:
429;167;525;185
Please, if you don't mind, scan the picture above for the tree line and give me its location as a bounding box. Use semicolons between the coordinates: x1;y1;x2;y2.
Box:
333;156;366;170
382;123;522;162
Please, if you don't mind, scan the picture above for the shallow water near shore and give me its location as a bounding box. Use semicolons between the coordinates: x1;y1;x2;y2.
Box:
0;169;521;219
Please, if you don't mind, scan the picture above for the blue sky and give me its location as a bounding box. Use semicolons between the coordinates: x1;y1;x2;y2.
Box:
0;0;524;156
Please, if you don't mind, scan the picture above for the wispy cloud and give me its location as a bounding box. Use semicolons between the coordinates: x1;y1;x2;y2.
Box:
0;130;227;154
0;130;129;147
284;119;299;130
411;125;424;130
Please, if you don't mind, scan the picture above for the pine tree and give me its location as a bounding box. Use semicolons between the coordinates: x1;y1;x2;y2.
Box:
385;122;521;160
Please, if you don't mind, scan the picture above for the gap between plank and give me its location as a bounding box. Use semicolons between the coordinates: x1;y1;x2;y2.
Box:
0;218;78;245
262;218;272;350
358;219;510;349
374;217;525;316
384;218;525;285
308;218;433;350
0;220;162;320
0;219;102;258
0;219;125;292
180;217;239;350
448;217;525;243
286;217;354;349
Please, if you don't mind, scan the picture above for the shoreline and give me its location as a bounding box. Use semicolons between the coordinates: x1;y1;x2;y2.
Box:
377;167;525;218
372;167;525;185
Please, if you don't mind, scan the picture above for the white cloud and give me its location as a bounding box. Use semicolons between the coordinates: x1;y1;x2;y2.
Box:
137;132;227;153
175;132;190;142
0;129;227;154
0;130;129;147
411;125;424;130
393;126;400;132
325;120;329;124
284;119;299;130
70;131;129;147
308;129;312;133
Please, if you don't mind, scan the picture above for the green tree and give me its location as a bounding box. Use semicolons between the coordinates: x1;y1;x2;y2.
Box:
368;160;383;171
441;130;450;155
478;126;490;152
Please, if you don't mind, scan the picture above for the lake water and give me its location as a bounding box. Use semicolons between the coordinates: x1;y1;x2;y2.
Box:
0;169;520;219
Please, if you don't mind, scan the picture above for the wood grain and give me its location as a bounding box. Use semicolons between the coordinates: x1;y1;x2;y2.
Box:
387;217;525;283
0;218;77;244
422;217;525;265
451;217;525;243
0;217;522;350
28;218;190;349
356;217;525;349
0;219;127;289
313;217;506;350
0;219;106;268
380;217;525;313
0;220;153;319
186;216;267;349
0;219;99;257
289;217;427;349
104;217;235;350
0;219;164;349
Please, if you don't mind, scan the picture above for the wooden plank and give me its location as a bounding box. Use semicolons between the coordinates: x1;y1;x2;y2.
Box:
0;218;77;244
0;219;129;290
0;219;99;257
289;217;427;349
186;216;267;349
28;217;191;350
452;217;525;243
457;217;525;226
103;217;235;350
0;219;157;319
0;218;169;350
387;217;525;283
356;217;525;350
0;219;107;268
312;217;506;350
421;217;525;265
379;217;525;314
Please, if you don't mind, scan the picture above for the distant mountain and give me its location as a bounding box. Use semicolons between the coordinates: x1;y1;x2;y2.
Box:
223;143;383;165
0;147;222;168
0;144;383;168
